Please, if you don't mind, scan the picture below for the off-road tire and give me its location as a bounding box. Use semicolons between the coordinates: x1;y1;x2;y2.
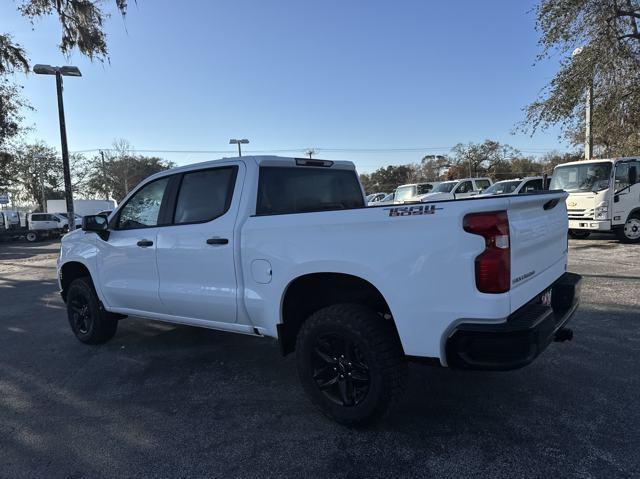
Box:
295;303;407;426
66;277;118;344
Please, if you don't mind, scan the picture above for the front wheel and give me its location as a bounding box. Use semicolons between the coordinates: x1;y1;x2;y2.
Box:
66;277;118;344
615;215;640;244
568;229;591;239
295;303;407;426
25;231;38;242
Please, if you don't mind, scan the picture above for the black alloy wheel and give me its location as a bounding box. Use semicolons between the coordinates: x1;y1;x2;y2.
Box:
312;332;371;407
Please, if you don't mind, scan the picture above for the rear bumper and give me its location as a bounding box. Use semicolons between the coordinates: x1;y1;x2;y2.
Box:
445;272;582;370
569;219;610;231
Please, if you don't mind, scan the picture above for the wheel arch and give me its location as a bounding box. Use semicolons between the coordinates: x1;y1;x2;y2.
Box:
59;260;94;302
277;272;399;356
627;207;640;220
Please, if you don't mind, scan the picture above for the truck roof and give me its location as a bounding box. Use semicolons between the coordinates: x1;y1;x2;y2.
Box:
555;157;638;168
145;156;357;182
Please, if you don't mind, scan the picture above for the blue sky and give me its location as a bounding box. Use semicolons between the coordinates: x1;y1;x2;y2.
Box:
3;0;569;172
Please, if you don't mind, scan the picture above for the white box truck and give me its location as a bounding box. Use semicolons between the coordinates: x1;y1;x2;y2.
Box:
550;157;640;242
46;199;117;217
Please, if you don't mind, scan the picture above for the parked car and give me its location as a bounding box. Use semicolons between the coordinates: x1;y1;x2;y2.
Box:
26;213;64;242
418;177;493;201
53;212;83;230
366;192;388;204
58;155;581;425
0;210;22;230
370;192;395;206
479;177;548;196
393;182;441;203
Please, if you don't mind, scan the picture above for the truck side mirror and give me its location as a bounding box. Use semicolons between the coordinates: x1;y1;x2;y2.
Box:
82;215;108;232
629;166;638;185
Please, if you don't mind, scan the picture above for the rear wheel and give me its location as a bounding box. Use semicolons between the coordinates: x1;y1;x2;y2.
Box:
25;231;38;242
615;214;640;244
66;277;118;344
295;303;407;426
568;229;591;239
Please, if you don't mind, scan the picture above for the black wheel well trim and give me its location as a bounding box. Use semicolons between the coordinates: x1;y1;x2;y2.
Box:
277;272;400;356
627;208;640;220
59;261;93;302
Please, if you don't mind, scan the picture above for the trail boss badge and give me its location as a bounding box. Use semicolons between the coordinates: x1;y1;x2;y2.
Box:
385;205;443;217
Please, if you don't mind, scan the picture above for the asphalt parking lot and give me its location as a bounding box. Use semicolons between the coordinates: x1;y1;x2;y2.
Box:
1;235;639;478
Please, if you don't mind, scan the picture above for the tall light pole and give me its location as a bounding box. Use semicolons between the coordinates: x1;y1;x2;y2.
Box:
572;47;593;161
33;64;81;230
229;138;249;157
33;154;47;211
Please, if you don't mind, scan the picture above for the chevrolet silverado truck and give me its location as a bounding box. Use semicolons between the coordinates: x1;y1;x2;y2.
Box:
58;156;582;425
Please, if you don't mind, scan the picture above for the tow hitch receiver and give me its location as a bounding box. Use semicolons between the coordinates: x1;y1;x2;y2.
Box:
554;327;573;342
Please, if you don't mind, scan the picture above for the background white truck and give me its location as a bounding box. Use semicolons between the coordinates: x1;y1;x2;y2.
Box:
46;199;117;217
58;156;581;424
550;157;640;242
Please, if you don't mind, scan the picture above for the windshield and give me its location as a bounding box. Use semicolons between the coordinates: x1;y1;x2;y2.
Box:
432;181;457;193
483;180;521;195
550;163;612;192
381;193;394;202
394;185;416;202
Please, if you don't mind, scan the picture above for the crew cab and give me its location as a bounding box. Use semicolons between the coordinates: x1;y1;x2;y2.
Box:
58;156;581;424
418;177;493;201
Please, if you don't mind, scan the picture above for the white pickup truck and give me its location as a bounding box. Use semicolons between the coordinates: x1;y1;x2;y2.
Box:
58;156;581;424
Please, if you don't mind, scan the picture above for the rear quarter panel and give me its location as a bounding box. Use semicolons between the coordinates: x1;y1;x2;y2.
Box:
240;197;519;360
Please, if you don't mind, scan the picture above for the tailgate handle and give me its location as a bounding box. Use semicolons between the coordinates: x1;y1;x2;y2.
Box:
543;199;559;210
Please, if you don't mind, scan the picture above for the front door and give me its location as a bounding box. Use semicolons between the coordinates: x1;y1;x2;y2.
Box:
97;176;171;314
612;159;640;228
156;163;242;323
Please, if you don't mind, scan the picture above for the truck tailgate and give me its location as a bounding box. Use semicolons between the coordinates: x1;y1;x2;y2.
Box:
508;192;568;310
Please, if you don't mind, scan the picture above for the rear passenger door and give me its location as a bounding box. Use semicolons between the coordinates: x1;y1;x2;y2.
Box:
156;162;242;324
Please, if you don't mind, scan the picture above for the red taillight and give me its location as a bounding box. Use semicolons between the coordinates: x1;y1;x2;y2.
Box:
463;211;510;294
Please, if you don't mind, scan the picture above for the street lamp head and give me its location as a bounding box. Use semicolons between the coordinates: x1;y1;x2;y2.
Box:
33;64;57;75
59;66;82;77
33;64;82;76
229;139;250;145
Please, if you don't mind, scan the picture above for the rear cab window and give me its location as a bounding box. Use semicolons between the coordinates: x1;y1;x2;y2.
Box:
256;166;364;215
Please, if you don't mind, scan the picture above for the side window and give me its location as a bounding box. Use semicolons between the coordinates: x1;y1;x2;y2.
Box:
417;184;432;195
475;179;491;191
117;177;170;230
31;214;43;221
522;179;543;193
174;167;237;224
456;181;473;194
615;163;630;192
